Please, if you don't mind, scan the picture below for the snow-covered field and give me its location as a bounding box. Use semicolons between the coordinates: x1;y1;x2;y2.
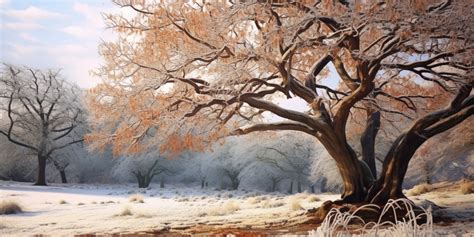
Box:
0;181;473;236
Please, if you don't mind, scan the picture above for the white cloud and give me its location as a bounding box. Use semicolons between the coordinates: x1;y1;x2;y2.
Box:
59;2;108;39
19;32;38;42
0;0;10;7
2;2;115;88
6;42;101;88
73;2;103;25
5;6;63;21
62;25;98;38
3;22;42;30
6;43;39;59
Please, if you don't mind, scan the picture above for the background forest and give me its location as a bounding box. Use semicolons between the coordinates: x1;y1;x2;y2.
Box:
1;109;471;192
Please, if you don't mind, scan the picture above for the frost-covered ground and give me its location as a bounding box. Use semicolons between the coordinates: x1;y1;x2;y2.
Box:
0;181;473;236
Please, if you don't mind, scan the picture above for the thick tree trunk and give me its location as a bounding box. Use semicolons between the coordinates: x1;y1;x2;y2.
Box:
367;132;426;204
323;139;367;203
271;178;278;192
134;172;153;188
230;177;239;190
35;155;47;186
297;180;302;193
367;85;473;204
59;170;68;184
320;177;327;193
360;110;380;177
288;180;293;194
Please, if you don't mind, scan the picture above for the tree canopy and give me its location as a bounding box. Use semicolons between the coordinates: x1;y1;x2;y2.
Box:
87;0;473;204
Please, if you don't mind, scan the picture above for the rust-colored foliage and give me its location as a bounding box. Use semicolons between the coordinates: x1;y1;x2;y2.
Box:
86;0;472;165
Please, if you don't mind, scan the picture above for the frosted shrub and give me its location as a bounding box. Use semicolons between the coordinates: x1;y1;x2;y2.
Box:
308;199;433;237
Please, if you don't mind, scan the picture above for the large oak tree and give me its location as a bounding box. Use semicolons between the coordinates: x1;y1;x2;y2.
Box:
87;0;473;204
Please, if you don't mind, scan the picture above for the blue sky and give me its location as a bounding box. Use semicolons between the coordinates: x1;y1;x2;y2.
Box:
1;0;116;88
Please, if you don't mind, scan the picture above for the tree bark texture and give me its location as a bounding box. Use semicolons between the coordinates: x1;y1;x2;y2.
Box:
35;155;47;186
59;170;68;184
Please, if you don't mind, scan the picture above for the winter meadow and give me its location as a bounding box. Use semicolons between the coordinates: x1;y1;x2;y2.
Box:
0;0;473;236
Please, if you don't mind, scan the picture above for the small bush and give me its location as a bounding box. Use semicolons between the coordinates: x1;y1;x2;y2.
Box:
460;181;474;195
77;203;85;206
406;183;432;196
128;194;144;203
117;206;133;216
59;200;68;204
0;200;22;215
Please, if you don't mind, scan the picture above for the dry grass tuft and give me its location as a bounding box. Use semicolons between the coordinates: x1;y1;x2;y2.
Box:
223;200;240;212
0;200;22;215
176;197;189;202
246;197;260;205
460;181;474;194
288;197;303;211
59;200;68;204
307;195;320;202
128;194;144;203
261;200;285;209
136;213;152;218
209;201;240;216
77;203;85;206
117;206;133;216
197;212;208;217
406;183;432;196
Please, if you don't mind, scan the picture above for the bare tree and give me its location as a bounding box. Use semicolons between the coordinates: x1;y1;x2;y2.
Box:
132;159;169;188
0;65;83;185
51;159;70;184
257;136;314;193
89;0;473;206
